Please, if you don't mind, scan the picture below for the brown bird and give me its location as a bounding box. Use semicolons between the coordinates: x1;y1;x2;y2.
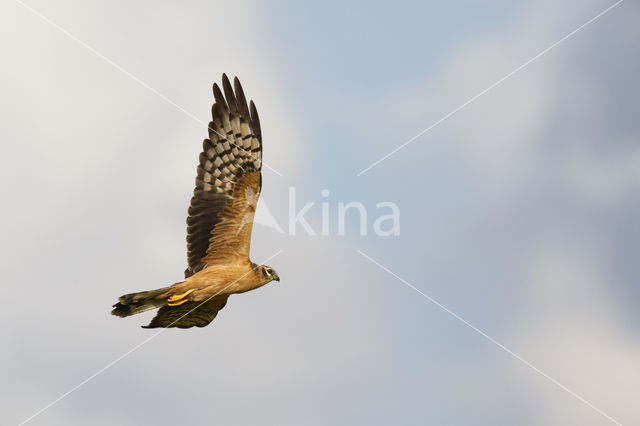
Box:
111;74;280;328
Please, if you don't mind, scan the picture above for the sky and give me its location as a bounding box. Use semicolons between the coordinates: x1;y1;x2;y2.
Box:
1;1;639;425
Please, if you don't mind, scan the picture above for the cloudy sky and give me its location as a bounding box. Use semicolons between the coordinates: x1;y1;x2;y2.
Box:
2;1;639;425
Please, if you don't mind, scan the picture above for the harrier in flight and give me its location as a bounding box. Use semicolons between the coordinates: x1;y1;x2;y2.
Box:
112;74;280;328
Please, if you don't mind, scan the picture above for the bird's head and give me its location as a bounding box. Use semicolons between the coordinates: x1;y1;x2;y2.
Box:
259;265;280;284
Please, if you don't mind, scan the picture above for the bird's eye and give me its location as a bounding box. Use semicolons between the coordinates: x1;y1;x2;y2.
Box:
264;267;272;277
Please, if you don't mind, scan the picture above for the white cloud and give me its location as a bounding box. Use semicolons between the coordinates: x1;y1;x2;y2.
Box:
514;236;640;425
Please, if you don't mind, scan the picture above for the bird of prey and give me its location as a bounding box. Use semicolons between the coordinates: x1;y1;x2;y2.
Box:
111;74;280;329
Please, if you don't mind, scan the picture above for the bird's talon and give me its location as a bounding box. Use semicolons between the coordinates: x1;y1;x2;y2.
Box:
167;289;195;306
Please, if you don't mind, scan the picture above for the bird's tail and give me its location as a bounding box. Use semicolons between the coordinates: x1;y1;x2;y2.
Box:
111;286;172;318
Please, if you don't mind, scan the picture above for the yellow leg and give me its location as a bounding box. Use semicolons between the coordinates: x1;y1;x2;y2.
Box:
167;288;195;306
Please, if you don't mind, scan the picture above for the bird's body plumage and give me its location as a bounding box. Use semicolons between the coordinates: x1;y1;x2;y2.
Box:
111;74;279;329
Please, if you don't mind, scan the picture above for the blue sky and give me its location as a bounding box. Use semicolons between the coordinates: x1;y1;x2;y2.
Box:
1;1;639;425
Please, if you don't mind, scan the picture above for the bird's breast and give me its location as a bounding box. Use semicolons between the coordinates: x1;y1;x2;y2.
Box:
187;263;258;299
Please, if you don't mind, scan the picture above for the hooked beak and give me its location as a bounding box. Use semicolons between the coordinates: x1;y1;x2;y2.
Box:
273;275;280;282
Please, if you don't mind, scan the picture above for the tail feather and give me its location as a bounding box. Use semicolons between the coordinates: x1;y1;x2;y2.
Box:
111;287;170;318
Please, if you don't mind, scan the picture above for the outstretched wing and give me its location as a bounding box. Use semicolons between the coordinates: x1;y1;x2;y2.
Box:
185;74;262;278
142;295;230;329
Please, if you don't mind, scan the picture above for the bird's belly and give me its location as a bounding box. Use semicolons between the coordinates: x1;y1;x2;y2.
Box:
188;266;255;300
